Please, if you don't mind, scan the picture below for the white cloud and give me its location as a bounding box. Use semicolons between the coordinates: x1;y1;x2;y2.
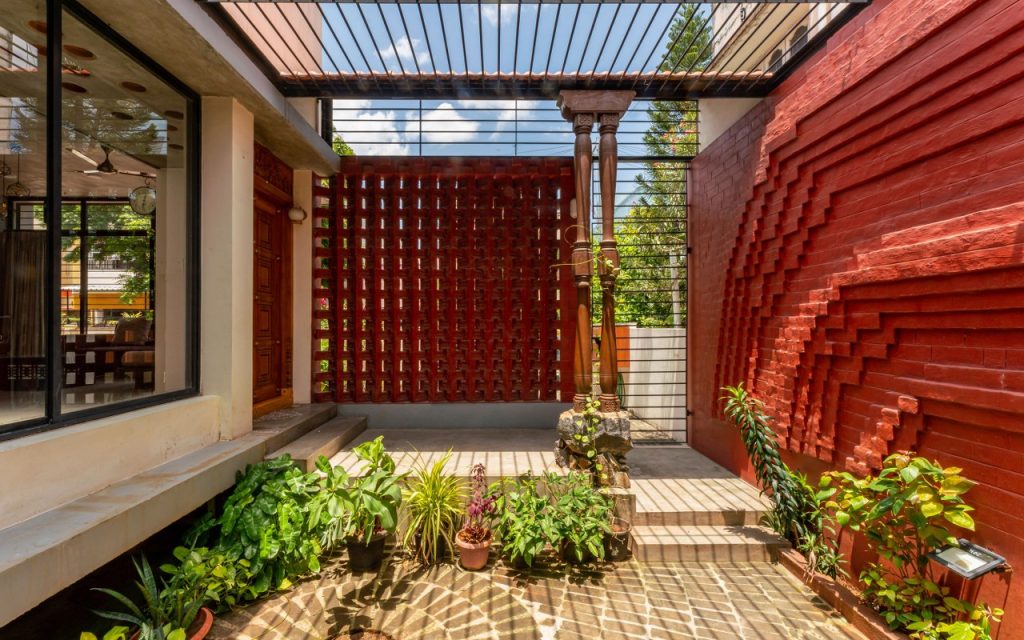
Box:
412;103;481;144
480;4;519;27
342;108;411;156
379;36;431;71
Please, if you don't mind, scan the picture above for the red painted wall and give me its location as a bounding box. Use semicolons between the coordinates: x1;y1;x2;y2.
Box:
689;0;1024;634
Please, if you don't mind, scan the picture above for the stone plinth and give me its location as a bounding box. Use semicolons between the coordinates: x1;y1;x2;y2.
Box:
555;409;632;487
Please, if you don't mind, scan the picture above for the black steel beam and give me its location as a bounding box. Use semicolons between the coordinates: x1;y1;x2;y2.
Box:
279;71;775;99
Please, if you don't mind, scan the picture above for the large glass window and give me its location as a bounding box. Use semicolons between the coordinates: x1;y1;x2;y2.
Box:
0;1;197;434
0;1;48;426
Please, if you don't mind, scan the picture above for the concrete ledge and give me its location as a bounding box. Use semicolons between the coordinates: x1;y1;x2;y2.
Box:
779;549;901;640
0;431;272;627
0;396;220;530
335;402;569;429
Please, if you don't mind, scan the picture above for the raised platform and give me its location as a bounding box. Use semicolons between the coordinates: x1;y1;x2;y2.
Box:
329;427;785;564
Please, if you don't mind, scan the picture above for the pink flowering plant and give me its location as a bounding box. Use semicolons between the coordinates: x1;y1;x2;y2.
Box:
459;463;497;544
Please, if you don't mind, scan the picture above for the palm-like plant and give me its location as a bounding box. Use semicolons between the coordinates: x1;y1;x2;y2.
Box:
89;556;201;640
402;451;466;563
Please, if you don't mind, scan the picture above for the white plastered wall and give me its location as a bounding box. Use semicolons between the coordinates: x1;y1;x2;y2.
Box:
292;169;314;404
201;96;255;438
699;98;763;151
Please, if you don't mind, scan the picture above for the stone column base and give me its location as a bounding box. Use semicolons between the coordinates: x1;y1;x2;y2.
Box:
554;409;633;488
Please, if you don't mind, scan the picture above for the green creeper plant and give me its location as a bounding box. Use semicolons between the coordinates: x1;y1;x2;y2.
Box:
825;452;1003;638
185;455;323;596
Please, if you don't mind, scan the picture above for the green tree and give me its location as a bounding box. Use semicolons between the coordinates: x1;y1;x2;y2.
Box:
611;7;710;328
332;134;354;157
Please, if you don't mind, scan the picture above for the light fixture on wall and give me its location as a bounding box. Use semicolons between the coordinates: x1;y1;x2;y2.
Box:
288;205;307;224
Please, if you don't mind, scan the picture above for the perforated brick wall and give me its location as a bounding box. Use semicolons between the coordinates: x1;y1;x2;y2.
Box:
689;0;1024;632
318;157;575;404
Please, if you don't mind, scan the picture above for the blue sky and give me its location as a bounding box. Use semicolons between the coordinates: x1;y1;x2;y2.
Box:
319;3;698;76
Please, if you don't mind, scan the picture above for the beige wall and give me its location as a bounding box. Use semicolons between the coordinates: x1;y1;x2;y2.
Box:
0;396;219;530
200;97;255;439
292;169;314;404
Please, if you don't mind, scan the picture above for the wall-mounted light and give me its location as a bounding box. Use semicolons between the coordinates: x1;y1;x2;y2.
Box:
928;539;1009;580
288;206;307;224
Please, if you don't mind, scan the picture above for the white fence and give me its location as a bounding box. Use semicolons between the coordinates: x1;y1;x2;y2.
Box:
620;326;687;442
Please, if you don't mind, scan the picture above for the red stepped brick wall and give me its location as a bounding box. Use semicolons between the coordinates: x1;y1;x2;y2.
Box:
689;0;1024;634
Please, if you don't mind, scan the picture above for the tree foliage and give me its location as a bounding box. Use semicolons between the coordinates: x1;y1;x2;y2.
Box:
610;7;710;327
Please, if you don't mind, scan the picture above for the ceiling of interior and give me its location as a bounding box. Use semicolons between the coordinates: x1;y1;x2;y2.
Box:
2;0;189;199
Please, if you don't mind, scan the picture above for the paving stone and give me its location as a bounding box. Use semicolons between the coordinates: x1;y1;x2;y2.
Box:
209;556;863;640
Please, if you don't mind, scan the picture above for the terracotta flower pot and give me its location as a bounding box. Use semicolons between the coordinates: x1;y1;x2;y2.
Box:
129;607;214;640
456;529;492;570
346;531;388;571
605;518;632;562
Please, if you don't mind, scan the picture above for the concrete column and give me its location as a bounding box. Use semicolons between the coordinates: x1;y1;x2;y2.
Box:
200;97;254;439
292;169;313;404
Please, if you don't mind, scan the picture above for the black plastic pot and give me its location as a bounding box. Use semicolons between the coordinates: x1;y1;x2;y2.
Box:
559;539;596;564
346;532;387;570
605;518;632;562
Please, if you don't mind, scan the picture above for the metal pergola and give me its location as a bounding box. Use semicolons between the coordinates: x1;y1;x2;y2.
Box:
201;1;869;100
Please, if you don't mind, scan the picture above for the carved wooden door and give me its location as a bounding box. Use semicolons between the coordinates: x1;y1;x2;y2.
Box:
253;195;285;404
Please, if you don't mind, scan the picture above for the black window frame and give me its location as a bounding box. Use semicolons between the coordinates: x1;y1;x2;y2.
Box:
0;0;201;440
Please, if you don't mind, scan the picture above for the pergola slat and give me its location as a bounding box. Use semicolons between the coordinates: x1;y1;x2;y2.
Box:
205;1;869;100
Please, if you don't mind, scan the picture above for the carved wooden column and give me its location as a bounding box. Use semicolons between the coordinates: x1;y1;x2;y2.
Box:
598;112;620;412
570;113;594;412
558;90;634;413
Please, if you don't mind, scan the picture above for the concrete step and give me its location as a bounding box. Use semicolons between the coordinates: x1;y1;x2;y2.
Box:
269;416;368;471
634;507;765;527
630;524;790;563
253;403;337;454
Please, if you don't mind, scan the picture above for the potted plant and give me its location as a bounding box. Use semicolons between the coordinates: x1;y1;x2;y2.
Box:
605;516;632;562
83;555;214;640
493;474;552;568
547;472;612;564
455;463;497;570
343;437;403;570
402;451;466;564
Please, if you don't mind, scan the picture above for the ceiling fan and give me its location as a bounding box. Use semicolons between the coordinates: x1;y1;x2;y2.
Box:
70;144;155;179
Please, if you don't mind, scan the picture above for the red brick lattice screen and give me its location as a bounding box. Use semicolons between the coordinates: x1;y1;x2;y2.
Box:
314;158;575;403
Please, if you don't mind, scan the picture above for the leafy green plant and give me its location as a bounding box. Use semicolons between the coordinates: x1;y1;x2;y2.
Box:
546;472;613;563
493;474;553;567
401;451;466;563
825;452;1002;638
80;628;131;640
720;384;804;540
792;471;845;580
159;546;260;611
88;556;200;640
345;436;403;543
307;455;352;550
186;455;322;597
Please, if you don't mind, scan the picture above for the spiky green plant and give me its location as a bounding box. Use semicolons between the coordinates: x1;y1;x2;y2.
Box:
402;451;466;564
89;555;200;640
720;384;803;539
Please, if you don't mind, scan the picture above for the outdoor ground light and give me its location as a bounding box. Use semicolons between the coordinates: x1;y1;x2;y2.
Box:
928;538;1008;580
288;205;307;223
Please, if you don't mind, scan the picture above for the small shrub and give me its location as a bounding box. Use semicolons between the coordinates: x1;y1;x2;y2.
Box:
825;452;1003;638
402;451;466;564
546;472;613;563
493;474;552;567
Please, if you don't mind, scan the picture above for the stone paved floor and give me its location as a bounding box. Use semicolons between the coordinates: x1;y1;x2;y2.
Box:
210;552;863;640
